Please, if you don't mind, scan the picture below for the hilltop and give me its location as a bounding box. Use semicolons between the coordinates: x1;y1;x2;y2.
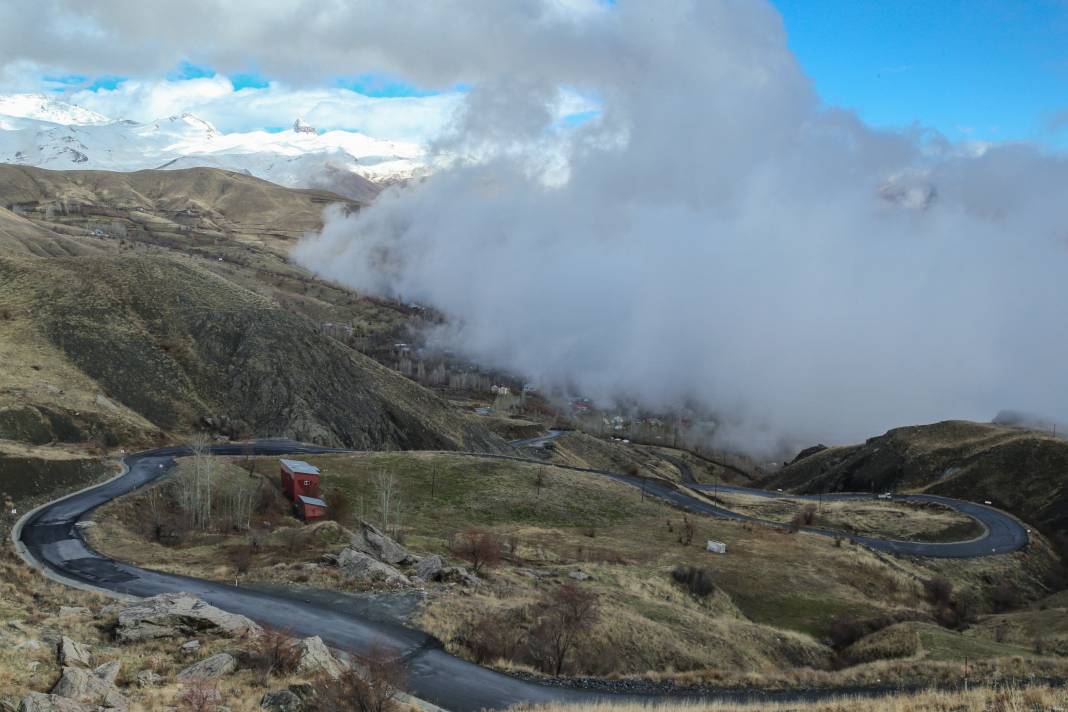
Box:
765;420;1068;544
0;164;503;452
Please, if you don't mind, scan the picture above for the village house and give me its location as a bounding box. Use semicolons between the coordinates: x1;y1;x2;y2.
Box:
279;459;330;522
296;495;329;522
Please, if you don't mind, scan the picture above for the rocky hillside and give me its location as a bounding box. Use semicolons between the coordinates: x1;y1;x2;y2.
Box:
0;165;504;452
766;420;1068;540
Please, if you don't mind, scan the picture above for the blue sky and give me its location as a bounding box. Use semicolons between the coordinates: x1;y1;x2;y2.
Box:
771;0;1068;147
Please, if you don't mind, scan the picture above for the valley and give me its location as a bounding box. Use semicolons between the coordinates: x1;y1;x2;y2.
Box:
1;165;1066;712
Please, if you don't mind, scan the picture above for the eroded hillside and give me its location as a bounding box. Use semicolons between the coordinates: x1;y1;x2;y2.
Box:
0;164;503;452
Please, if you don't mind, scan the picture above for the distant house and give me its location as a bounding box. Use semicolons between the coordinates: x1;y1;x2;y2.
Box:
296;495;329;522
279;459;321;501
706;540;727;554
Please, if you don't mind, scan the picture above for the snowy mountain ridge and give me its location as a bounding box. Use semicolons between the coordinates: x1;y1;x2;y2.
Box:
0;93;429;200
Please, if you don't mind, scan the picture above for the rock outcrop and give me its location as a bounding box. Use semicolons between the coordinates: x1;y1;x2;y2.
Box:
57;637;92;668
18;693;102;712
176;652;238;681
337;549;410;586
349;521;412;565
295;636;346;679
115;594;261;642
413;554;445;581
50;667;128;709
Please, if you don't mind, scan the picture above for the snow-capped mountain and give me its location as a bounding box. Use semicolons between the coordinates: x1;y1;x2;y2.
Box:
0;94;428;201
0;93;110;125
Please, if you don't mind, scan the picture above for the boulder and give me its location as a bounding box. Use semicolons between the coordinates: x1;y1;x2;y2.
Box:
337;549;410;586
349;521;412;565
259;690;303;712
177;652;237;681
295;636;346;679
115;594;261;642
134;670;161;688
58;607;91;618
568;570;591;581
413;555;445;581
51;667;129;709
437;566;480;587
18;693;101;712
180;639;201;657
57;637;92;668
93;661;121;685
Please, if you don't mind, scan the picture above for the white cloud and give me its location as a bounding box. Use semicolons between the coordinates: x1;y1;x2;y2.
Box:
292;1;1068;456
63;78;464;143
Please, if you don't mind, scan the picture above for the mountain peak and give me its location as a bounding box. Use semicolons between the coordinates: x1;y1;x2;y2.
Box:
293;117;317;134
0;93;110;125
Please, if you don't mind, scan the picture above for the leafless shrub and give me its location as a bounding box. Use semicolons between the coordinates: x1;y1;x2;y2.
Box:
325;488;353;525
465;610;523;664
313;642;406;712
243;627;301;682
229;543;253;575
0;308;12;321
528;583;600;675
583;527;597;538
678;516;695;545
923;577;954;607
177;678;220;712
801;503;817;526
991;581;1019;612
671;565;717;598
455;529;501;574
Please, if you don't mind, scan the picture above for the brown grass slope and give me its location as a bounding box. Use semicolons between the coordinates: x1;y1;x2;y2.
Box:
765;420;1068;535
0;164;503;451
0;250;503;450
0;164;360;254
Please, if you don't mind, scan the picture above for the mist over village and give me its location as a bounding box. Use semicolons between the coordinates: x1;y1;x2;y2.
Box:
0;2;1066;711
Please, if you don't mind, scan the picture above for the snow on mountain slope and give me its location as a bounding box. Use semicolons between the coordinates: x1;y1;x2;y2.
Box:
0;94;111;125
0;95;427;200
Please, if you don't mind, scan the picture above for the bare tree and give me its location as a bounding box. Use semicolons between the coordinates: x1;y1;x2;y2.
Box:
529;583;600;675
373;471;402;538
178;433;215;530
455;529;501;575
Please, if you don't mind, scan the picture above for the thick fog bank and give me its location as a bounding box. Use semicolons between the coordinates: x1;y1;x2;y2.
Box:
294;1;1068;454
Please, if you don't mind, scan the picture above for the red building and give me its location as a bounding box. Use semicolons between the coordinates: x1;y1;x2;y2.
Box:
296;495;329;522
279;459;321;500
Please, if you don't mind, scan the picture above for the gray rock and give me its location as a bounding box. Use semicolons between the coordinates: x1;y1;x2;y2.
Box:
568;570;591;581
93;661;121;685
177;652;237;681
14;638;43;652
18;693;102;712
337;548;410;586
437;566;480;587
179;639;201;656
349;520;412;565
286;684;316;704
134;670;161;688
259;690;303;712
295;636;346;679
115;594;261;642
413;555;445;581
58;607;91;618
58;637;92;668
51;667;129;709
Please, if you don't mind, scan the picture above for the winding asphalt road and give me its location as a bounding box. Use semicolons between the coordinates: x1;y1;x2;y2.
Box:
14;437;1030;710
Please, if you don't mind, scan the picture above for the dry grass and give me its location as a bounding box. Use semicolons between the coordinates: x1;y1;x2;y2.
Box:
710;491;983;543
515;685;1068;712
86;451;1066;687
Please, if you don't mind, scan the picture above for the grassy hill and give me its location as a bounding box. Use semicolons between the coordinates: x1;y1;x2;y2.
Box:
0;164;503;452
765;420;1068;544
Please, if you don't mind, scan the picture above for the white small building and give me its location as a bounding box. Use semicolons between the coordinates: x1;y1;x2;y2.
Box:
706;540;727;554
